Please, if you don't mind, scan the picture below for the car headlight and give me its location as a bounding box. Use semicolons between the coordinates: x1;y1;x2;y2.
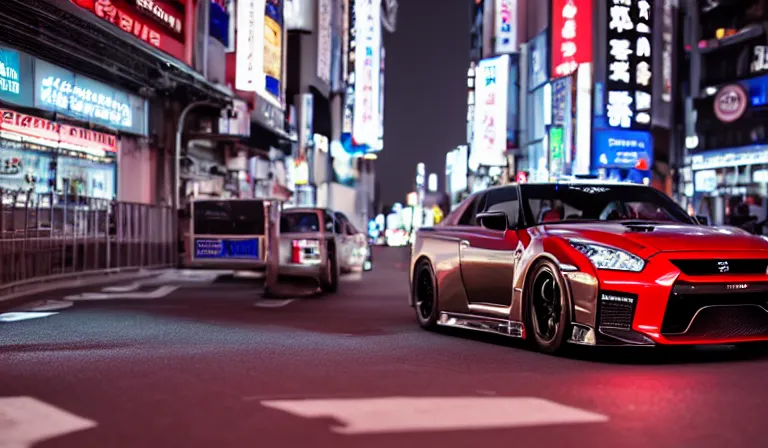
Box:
570;241;645;272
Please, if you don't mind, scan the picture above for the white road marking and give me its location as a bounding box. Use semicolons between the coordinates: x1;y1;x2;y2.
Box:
253;299;296;308
0;397;96;448
101;283;141;293
260;397;609;435
0;312;59;323
64;285;179;301
10;300;73;312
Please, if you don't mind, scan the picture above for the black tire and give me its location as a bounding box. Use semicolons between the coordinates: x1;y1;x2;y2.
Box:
525;260;571;354
413;261;439;329
320;249;339;294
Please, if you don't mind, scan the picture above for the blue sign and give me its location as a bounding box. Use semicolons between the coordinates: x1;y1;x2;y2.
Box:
0;48;21;97
209;0;230;47
34;60;147;135
593;130;653;171
528;31;548;91
195;239;261;259
0;46;33;107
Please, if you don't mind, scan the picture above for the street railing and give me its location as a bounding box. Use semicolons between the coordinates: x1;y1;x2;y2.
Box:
0;189;175;297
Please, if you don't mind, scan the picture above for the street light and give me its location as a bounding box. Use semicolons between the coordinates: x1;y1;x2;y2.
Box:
172;100;218;266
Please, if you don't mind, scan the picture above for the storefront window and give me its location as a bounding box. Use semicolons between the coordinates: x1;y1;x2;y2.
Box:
57;156;116;199
0;144;54;195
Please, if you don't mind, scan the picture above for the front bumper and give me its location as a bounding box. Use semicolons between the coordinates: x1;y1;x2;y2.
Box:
565;250;768;346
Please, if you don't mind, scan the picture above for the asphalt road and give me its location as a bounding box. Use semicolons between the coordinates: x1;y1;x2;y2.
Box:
1;247;768;447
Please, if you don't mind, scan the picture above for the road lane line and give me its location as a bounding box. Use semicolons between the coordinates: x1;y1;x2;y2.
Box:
0;397;96;447
260;397;609;434
254;299;296;308
0;312;59;323
10;300;73;312
64;285;179;301
101;283;141;293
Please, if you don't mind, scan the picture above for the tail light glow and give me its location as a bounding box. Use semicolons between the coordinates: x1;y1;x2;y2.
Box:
291;239;322;265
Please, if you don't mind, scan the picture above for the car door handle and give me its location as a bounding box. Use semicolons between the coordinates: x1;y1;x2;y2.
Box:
460;240;470;248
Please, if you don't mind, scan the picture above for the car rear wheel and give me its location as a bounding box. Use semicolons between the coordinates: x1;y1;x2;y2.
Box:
320;251;339;294
414;261;438;329
526;260;571;354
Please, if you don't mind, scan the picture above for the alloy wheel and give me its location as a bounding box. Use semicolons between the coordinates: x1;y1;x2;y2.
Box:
415;267;435;321
532;267;562;343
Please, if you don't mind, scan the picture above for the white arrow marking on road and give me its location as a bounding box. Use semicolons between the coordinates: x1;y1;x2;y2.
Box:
261;397;609;435
64;285;179;301
0;312;59;323
0;397;96;447
254;299;295;308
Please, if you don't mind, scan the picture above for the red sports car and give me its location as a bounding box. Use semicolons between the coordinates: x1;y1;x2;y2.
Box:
409;182;768;353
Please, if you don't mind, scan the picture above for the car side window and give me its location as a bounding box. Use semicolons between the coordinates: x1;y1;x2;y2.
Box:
483;187;520;227
457;197;479;226
338;213;357;235
332;213;344;234
323;211;335;232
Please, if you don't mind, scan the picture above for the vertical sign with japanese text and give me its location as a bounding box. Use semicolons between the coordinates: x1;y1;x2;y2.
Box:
352;0;381;147
551;0;593;78
317;0;332;85
605;0;653;130
471;55;509;168
494;0;517;54
652;0;674;128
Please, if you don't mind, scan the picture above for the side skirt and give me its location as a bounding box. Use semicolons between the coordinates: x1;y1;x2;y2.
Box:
438;312;524;338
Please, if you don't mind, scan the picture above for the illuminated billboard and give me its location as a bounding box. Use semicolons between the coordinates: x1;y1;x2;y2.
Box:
471;55;509;168
351;0;381;147
235;0;284;107
551;0;593;78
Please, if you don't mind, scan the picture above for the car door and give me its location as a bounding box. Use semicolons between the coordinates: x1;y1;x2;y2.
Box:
457;186;522;307
334;212;353;269
345;220;366;268
331;212;347;267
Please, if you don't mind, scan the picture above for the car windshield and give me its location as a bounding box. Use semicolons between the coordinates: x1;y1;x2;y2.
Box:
280;212;321;233
519;184;695;226
193;200;266;235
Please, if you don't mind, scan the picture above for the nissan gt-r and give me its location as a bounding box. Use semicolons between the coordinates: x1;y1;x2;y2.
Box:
409;182;768;353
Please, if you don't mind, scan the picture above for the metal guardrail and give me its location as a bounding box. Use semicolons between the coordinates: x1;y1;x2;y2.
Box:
0;189;175;297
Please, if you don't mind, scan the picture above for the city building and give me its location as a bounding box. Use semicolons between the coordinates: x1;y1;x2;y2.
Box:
465;0;680;197
684;0;768;226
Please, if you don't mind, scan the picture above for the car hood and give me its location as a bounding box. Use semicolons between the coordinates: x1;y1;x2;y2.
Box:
542;222;768;254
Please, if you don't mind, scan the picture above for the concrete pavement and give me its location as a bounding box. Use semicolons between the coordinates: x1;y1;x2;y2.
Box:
1;247;767;447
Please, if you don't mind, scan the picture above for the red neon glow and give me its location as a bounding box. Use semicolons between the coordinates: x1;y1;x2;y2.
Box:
551;0;593;78
71;0;185;61
0;109;118;154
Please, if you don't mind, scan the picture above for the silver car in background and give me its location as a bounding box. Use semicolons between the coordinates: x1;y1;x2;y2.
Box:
279;208;371;293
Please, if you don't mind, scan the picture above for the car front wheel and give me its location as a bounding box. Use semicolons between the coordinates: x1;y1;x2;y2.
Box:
526;260;571;354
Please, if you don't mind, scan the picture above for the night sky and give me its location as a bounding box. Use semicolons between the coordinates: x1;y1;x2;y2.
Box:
378;0;470;206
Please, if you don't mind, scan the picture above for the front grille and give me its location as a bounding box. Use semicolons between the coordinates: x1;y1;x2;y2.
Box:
598;292;637;331
685;307;768;339
661;284;768;336
669;259;768;276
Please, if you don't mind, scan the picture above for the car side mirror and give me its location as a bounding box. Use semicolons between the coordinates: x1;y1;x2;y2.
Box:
695;215;709;226
477;211;509;231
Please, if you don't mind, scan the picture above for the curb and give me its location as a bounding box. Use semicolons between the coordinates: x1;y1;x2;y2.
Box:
0;269;167;304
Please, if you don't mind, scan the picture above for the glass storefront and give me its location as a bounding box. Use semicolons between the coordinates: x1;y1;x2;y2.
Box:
0;142;54;194
57;155;116;199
